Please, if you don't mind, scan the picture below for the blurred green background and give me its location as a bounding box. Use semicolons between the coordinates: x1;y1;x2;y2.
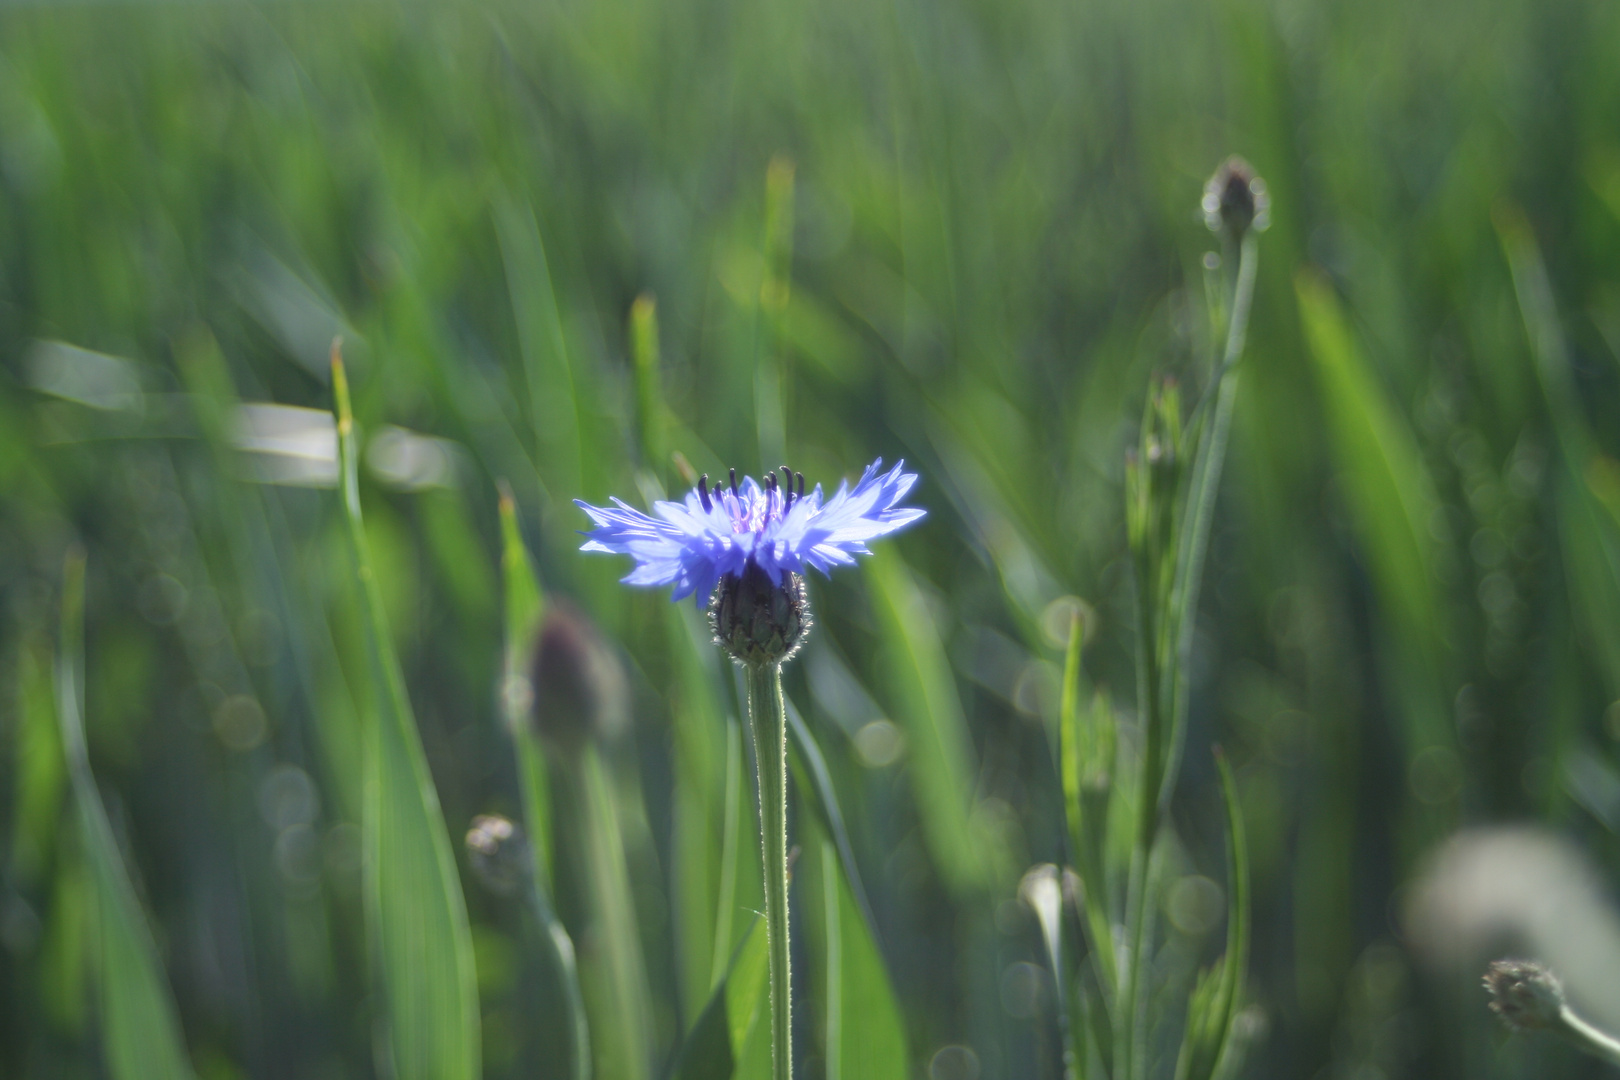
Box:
7;0;1620;1076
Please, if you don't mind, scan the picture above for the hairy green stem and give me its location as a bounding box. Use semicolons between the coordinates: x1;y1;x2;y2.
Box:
746;662;793;1080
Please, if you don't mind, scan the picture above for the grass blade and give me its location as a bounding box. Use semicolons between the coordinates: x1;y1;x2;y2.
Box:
864;546;996;894
498;486;554;888
1497;205;1620;695
1295;269;1450;749
820;838;908;1080
1208;751;1251;1080
498;487;592;1080
331;348;481;1080
784;698;882;953
56;551;197;1080
1059;613;1117;1003
495;194;584;500
666;916;766;1080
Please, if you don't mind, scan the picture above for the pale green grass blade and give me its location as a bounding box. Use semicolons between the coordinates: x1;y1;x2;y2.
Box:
1209;751;1252;1080
56;551;197;1080
711;712;754;990
784;699;881;950
631;294;668;475
495;194;584;500
1497;205;1620;695
332;352;481;1080
498;486;553;886
726;917;773;1080
664;601;732;1014
1059;613;1117;1002
12;632;65;888
819;839;908;1080
575;747;656;1080
498;487;591;1080
666;916;765;1080
864;545;997;893
1295;269;1443;655
1295;270;1450;749
1176;751;1251;1080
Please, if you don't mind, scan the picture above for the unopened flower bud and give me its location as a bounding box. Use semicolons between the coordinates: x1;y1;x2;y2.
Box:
1484;959;1565;1032
1203;156;1270;239
528;601;628;753
465;814;528;896
710;561;810;668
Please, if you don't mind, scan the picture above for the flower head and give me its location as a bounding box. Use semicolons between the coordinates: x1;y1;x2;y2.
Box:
1203;156;1270;239
574;458;925;607
1484;959;1566;1032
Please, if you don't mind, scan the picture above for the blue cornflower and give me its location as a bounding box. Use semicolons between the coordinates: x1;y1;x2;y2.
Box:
574;458;925;607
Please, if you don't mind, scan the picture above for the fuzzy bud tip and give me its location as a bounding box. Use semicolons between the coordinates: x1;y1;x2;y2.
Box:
1203;156;1270;238
1484;959;1566;1032
528;601;628;752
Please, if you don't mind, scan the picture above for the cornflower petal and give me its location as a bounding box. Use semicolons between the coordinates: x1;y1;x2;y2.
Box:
576;457;925;604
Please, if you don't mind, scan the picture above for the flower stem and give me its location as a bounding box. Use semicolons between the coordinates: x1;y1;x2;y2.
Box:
1559;1004;1620;1067
746;662;793;1080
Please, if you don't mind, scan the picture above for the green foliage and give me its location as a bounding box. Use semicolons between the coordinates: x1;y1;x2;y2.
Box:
56;553;196;1080
865;546;999;895
10;2;1620;1078
333;355;481;1080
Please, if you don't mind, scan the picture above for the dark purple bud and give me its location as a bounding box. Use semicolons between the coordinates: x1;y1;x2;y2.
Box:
527;600;628;753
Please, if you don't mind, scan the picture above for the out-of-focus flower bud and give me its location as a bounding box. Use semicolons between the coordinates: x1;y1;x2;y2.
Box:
528;601;629;753
1127;377;1186;565
1484;959;1565;1031
1203;157;1270;239
465;814;528;896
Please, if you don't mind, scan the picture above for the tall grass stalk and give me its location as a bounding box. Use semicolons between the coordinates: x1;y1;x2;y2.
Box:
1119;213;1259;1080
745;662;794;1080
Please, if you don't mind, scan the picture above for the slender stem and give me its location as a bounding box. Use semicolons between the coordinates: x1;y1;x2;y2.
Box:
1560;1005;1620;1068
1119;558;1163;1080
1165;233;1258;807
514;731;590;1080
823;839;844;1080
746;662;793;1080
1120;234;1259;1080
1119;841;1152;1080
710;717;744;989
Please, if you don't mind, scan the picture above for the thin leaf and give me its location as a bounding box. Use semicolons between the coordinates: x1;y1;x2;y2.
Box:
1295;270;1450;748
332;348;481;1080
498;486;553;887
498;486;590;1080
727;916;773;1079
1175;751;1250;1080
666;917;765;1080
784;698;882;953
1497;206;1620;695
821;839;908;1080
495;194;584;499
1060;615;1117;1004
56;551;197;1080
12;632;64;887
864;546;996;893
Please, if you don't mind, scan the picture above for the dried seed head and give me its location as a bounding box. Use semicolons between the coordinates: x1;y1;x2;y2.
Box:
1483;959;1565;1032
528;601;628;752
1203;156;1270;239
709;562;810;668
